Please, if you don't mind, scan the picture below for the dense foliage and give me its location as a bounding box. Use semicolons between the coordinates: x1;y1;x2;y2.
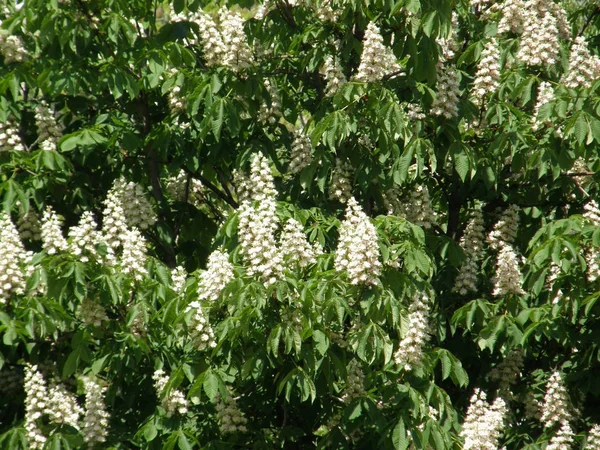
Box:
1;0;600;448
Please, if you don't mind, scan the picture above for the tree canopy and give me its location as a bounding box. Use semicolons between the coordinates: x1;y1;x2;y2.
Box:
1;0;600;448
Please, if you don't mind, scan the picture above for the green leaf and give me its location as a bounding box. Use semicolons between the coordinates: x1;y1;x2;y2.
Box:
392;418;409;450
203;370;219;400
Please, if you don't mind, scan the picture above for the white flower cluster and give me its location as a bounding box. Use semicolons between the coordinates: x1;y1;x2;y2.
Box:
583;200;600;227
394;294;430;371
289;127;312;174
460;389;507;450
342;359;366;403
111;177;157;231
329;159;353;203
0;213;33;304
495;0;568;67
321;55;347;97
563;37;600;89
152;369;189;417
102;183;130;251
453;210;486;295
17;207;41;241
541;371;571;428
68;211;103;263
47;380;84;429
492;244;525;296
355;22;402;82
214;391;248;434
24;365;48;450
185;301;217;350
218;7;253;71
168;85;185;114
259;80;282;125
82;377;110;448
35;101;62;151
315;0;341;22
165;170;204;208
78;298;109;327
335;197;382;286
488;204;520;249
233;169;251;203
120;227;148;281
518;9;560;66
237;153;283;285
405;103;426;120
41;207;68;255
0;33;27;64
198;249;234;302
382;186;403;216
532;81;555;131
436;12;459;61
547;420;574;450
280;218;318;269
405;185;437;229
489;348;524;399
0;119;25;151
472;39;501;106
587;425;600;449
431;61;460;119
173;8;252;72
171;265;187;294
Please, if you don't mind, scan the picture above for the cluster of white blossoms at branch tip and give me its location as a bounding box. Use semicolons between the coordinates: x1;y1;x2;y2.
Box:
453;210;485;295
492;244;525;296
82;377;110;448
585;247;600;283
198;249;234;302
0;32;27;64
563;36;600;90
329;159;353;203
171;266;187;295
0;119;24;152
214;390;248;434
342;359;366;403
185;301;217;350
532;81;555;131
541;371;572;428
460;389;507;450
0;213;33;304
152;369;189;417
394;294;431;371
280;218;318;269
547;420;574;450
489;348;524;400
488;204;520;249
173;8;252;72
494;0;568;67
321;55;347;97
120;227;148;281
335;197;382;285
431;61;460;119
68;212;103;263
355;22;402;82
102;183;130;251
47;380;84;429
41;207;68;255
587;425;600;450
165;170;204;209
259;80;282;125
472;39;500;106
583;200;600;227
405;185;437;229
289;127;312;174
111;177;157;231
24;365;48;450
35;101;62;151
238;153;283;285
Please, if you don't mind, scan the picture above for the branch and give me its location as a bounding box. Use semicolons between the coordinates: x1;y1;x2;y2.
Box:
181;167;239;209
579;6;600;38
